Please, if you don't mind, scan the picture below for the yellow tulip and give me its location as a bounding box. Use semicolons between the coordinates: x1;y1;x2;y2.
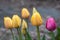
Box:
4;17;13;29
21;8;30;18
22;20;27;30
31;8;43;26
12;15;21;28
22;20;27;34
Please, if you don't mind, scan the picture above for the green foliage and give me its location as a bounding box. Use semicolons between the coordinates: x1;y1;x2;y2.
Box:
51;31;55;40
26;31;32;40
24;29;32;40
42;34;45;40
15;36;18;40
55;27;60;40
17;28;23;40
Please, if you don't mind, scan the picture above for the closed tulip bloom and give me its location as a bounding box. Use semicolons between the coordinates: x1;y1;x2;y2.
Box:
22;19;27;30
21;8;30;18
12;15;21;28
46;17;56;31
31;8;43;26
22;20;27;34
4;17;13;29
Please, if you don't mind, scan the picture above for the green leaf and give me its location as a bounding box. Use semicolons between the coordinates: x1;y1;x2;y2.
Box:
26;31;32;40
55;27;60;40
15;36;18;40
57;27;60;34
42;34;45;40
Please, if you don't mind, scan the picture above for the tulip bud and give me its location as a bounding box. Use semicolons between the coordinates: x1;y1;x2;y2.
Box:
22;20;27;34
46;17;56;31
31;8;43;26
4;17;13;29
21;8;30;18
12;15;21;28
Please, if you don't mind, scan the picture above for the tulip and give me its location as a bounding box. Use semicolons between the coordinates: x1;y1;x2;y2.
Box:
4;17;13;29
46;17;56;40
46;17;56;31
12;15;21;28
31;7;43;26
22;19;27;35
31;7;43;40
12;15;22;40
21;8;30;32
22;19;27;40
4;17;14;40
21;8;30;18
22;19;32;40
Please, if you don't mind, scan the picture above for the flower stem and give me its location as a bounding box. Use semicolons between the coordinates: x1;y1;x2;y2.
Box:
24;34;27;40
51;31;55;40
10;29;14;40
24;29;27;40
17;28;22;40
36;26;40;40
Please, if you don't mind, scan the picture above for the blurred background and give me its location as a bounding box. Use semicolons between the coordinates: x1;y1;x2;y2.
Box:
0;0;60;40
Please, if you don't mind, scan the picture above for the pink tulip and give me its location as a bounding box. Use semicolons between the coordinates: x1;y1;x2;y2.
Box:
46;17;56;31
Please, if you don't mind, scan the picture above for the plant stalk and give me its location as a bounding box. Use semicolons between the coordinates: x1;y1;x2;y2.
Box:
24;34;27;40
17;28;22;40
10;29;14;40
36;26;40;40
